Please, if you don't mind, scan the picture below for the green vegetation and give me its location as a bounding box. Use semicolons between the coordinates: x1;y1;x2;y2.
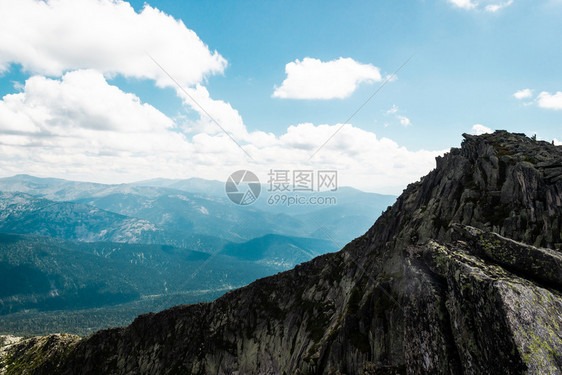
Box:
0;233;281;335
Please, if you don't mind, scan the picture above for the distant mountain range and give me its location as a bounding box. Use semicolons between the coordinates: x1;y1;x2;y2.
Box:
0;174;394;334
0;174;395;244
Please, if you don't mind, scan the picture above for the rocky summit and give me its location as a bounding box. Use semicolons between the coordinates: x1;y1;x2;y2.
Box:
1;131;561;374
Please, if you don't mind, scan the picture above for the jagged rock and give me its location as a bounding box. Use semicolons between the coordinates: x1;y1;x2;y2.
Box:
452;224;562;290
405;239;562;373
1;131;561;374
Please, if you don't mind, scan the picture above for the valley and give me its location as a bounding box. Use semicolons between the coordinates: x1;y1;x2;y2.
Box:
0;175;392;336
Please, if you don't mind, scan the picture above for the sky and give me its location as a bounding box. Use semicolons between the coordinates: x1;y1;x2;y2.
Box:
0;0;560;194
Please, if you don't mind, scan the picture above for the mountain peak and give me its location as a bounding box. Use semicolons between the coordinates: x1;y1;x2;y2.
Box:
366;129;561;254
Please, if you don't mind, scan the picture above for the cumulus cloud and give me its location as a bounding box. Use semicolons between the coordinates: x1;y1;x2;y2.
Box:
447;0;514;11
255;122;442;192
0;70;174;134
0;0;226;88
513;88;533;100
0;70;185;153
471;124;493;135
0;72;441;194
272;57;382;100
536;91;562;110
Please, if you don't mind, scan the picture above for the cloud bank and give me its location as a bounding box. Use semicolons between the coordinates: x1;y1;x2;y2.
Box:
0;71;442;193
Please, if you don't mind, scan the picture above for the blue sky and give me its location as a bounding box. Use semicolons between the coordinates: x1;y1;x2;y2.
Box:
0;0;560;193
127;0;562;149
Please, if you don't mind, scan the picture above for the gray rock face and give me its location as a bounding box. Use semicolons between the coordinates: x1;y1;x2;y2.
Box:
1;131;561;374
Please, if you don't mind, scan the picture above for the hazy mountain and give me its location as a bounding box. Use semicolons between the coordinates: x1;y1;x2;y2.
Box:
132;177;225;198
0;175;165;201
0;192;166;244
0;174;396;244
3;132;559;374
0;191;303;250
74;192;310;242
221;234;338;268
293;188;396;244
0;176;313;242
131;178;397;243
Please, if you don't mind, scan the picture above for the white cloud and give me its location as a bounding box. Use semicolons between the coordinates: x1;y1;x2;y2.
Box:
260;122;442;193
447;0;515;11
0;70;184;152
485;0;514;12
272;57;382;100
0;0;227;88
385;105;411;127
397;115;411;127
448;0;477;9
513;88;533;100
554;139;561;146
536;91;562;110
471;124;493;135
386;105;399;115
0;72;441;194
512;89;562;111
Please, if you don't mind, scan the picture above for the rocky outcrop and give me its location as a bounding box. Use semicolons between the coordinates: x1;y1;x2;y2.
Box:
1;131;561;374
405;236;562;373
0;334;78;375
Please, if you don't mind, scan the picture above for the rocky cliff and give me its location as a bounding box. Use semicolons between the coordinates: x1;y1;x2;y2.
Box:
1;131;561;374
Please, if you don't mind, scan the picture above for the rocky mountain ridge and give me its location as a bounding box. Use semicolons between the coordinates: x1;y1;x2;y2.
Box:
1;131;561;374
